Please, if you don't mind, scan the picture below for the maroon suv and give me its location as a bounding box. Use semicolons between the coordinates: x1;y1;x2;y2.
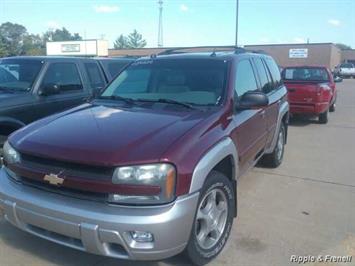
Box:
0;49;289;265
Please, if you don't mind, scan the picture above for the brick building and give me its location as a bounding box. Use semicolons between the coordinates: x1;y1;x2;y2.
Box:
108;43;355;70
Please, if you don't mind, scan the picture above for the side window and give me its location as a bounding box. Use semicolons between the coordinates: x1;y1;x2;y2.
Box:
264;57;282;89
84;63;105;89
253;58;273;93
235;59;258;97
108;62;129;78
42;63;83;93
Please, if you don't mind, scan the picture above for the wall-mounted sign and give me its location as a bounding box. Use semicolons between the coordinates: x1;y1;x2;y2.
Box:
47;40;108;56
61;44;80;53
289;48;308;58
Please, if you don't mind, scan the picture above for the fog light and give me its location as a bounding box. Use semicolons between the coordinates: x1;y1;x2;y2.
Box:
130;231;154;243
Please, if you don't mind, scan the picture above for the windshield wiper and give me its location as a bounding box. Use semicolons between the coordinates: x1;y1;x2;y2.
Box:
97;95;135;105
135;98;195;109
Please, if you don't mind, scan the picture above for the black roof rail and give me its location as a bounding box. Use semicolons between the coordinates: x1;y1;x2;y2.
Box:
157;46;247;56
245;49;269;55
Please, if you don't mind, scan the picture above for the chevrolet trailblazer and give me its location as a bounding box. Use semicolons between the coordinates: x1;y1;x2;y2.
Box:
0;48;289;265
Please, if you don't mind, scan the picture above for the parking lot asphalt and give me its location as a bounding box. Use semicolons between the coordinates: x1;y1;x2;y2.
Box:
0;80;354;266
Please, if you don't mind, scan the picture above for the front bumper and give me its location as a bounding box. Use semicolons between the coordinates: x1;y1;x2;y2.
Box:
0;168;199;261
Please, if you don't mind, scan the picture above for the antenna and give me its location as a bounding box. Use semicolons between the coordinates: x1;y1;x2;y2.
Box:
157;0;163;47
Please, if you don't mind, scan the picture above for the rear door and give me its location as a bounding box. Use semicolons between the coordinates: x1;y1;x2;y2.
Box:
259;57;284;146
230;59;268;174
83;62;106;94
35;61;89;118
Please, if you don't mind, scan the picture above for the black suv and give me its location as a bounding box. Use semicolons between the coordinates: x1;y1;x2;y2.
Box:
0;56;113;158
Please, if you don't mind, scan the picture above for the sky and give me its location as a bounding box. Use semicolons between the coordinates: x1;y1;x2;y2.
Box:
0;0;354;49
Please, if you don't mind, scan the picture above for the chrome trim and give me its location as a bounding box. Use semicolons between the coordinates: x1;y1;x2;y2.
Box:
189;137;238;194
265;101;289;154
0;168;199;261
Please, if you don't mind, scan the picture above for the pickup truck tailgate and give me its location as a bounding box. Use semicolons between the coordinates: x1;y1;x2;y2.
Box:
284;82;320;103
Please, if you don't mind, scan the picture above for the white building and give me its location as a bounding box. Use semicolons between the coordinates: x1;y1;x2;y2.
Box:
46;40;109;57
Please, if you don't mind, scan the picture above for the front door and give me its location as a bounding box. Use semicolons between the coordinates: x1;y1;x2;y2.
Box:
230;59;268;174
35;62;89;120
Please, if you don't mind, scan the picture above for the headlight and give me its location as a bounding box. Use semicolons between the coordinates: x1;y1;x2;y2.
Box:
109;163;176;205
3;141;21;164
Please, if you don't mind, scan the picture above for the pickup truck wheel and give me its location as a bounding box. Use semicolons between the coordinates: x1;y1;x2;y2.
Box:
260;123;285;168
319;109;329;124
185;171;235;266
0;135;6;165
329;103;336;112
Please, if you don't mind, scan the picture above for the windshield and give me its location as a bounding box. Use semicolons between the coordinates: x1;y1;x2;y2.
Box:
340;63;354;68
101;59;228;106
283;67;329;82
0;59;44;92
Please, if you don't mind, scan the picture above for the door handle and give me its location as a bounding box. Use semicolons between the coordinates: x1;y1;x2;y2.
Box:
288;89;296;92
260;110;266;118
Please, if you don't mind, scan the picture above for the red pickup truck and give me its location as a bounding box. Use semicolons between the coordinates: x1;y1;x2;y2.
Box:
282;66;339;124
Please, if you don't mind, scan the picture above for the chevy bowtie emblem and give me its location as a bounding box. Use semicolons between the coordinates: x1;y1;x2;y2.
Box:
44;173;64;186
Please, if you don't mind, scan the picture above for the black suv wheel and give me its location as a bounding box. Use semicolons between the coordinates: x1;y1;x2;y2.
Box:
185;171;235;266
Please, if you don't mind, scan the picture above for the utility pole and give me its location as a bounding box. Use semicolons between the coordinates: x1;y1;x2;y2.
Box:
158;0;163;47
235;0;239;47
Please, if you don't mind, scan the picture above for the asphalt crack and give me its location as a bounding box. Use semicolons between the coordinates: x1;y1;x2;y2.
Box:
253;169;355;189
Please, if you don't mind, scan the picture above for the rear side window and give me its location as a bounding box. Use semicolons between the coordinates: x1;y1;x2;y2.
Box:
42;63;83;92
264;57;282;88
108;62;129;78
340;63;354;68
235;59;258;97
84;63;105;89
253;58;273;93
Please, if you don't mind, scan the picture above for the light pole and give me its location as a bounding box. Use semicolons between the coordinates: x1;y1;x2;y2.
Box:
235;0;239;47
158;0;163;47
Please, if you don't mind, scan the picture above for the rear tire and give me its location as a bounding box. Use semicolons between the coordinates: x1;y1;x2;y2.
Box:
0;135;7;165
185;171;235;266
260;123;285;168
319;109;329;124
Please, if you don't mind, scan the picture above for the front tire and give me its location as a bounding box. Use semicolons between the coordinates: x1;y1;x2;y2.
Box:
185;171;235;266
319;109;329;124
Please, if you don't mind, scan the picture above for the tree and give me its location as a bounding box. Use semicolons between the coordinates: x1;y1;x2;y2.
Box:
114;34;128;49
0;37;7;57
0;22;27;56
335;43;352;50
22;34;45;55
127;30;147;48
43;27;82;42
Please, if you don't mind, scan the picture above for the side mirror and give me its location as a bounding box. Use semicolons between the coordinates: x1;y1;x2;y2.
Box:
236;91;269;110
38;83;60;96
334;76;343;83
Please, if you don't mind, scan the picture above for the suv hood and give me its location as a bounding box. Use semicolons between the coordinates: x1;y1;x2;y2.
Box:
10;104;209;166
0;92;18;101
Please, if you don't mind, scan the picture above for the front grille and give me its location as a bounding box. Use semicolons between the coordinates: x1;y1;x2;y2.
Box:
20;153;114;180
19;175;108;203
17;153;114;202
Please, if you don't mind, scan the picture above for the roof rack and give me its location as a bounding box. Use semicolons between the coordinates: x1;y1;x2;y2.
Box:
157;46;247;56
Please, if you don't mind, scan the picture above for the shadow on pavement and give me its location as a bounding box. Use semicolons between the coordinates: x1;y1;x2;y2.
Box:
288;115;320;127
